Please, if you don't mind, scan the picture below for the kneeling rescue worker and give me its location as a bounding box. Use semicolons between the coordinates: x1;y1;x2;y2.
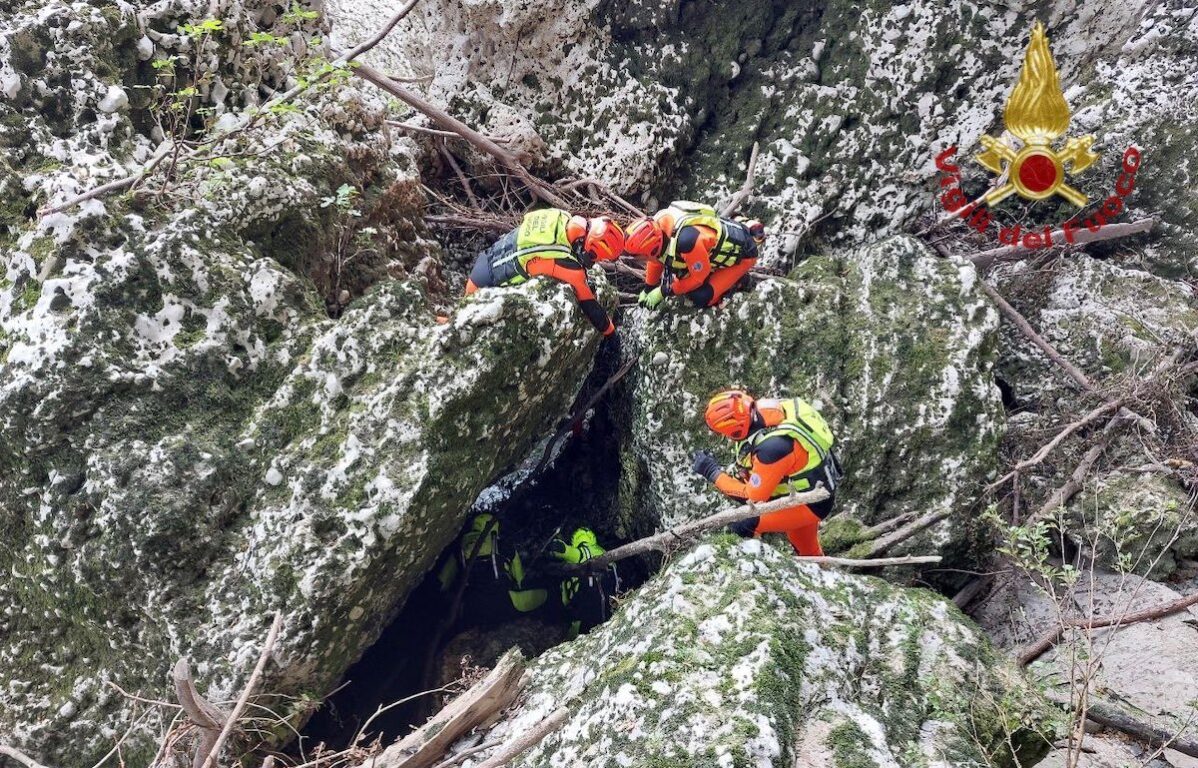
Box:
547;527;619;640
465;207;625;336
623;201;764;309
692;390;843;556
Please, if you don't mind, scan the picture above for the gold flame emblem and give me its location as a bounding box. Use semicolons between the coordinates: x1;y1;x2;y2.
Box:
976;22;1098;207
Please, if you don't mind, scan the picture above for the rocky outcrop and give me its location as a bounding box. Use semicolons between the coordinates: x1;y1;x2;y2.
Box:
466;538;1049;767
0;1;609;764
618;235;1002;564
976;569;1198;752
333;0;1198;271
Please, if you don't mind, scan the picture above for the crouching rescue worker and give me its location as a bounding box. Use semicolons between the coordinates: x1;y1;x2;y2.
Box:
692;390;843;556
437;513;550;624
465;208;625;336
547;527;619;639
623;201;764;309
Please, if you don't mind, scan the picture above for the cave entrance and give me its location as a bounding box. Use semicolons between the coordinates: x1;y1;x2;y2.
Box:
300;347;652;749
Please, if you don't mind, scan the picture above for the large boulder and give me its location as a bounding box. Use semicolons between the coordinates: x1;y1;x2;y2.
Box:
0;0;608;763
452;538;1050;767
618;235;1002;564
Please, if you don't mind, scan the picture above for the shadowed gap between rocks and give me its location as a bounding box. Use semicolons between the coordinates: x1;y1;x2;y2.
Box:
299;342;657;750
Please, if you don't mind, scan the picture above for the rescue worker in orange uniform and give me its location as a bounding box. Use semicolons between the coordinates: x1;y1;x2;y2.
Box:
622;201;764;309
465;208;625;336
692;390;843;556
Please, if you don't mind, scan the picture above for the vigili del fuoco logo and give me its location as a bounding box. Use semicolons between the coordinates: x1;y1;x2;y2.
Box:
934;22;1142;249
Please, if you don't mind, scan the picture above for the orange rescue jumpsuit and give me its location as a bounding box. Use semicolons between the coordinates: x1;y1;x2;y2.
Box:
712;400;830;556
644;223;757;307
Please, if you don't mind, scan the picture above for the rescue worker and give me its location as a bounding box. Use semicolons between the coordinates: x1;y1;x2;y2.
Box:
547;527;619;639
437;513;549;624
623;201;765;309
465;207;625;336
691;390;843;557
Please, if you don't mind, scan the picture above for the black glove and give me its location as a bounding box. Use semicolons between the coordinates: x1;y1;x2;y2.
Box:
691;450;721;482
729;516;759;537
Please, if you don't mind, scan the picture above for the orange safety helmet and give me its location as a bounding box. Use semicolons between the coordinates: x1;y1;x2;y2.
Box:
566;215;625;263
704;389;756;441
624;217;665;261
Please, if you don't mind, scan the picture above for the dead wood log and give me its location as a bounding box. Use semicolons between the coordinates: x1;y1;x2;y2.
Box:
0;746;53;768
375;649;526;768
858;510;918;540
1044;691;1198;758
473;707;570;768
1018;589;1198;666
198;612;284;768
970;218;1156;271
428;741;502;768
720;142;760;218
951;575;990;610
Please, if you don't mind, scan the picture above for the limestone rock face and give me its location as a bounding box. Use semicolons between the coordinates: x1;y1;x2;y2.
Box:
329;0;1198;271
619;235;1002;563
976;569;1198;753
0;1;606;764
466;539;1049;768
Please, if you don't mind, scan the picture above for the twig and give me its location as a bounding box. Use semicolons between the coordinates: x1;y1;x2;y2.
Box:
720;142;760;218
199;613;285;768
987;399;1123;492
438;141;480;210
38;142;173;217
0;746;53;768
969;218;1156;270
796;554;942;567
473;708;570;768
424;214;510;233
568;489;830;571
978;281;1094;392
1018;589;1198;666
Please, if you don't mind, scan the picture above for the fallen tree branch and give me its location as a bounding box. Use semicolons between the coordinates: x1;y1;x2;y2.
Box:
978;281;1094;392
474;707;570;768
438;141;480;210
535;356;637;474
352;63;568;208
376;649;526;768
428;741;502;768
863;508;953;557
38;141;173;217
795;554;942;567
1018;589;1198;666
720;142;760;218
1044;691;1198;758
858;510;918;540
199;612;284;768
1024;435;1112;528
172;659;228;768
987;399;1123;493
0;746;53;768
970;218;1156;271
569;489;830;571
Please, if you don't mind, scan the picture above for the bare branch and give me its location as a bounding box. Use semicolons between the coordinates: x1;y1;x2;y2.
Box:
978;280;1095;393
970;218;1156;271
199;612;284;768
863;508;953;557
720;142;760;218
796;554;942;567
1018;589;1198;666
987;399;1123;492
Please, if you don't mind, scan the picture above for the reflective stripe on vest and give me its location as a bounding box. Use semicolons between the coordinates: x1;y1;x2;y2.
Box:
660;201;747;271
492;208;575;284
736;398;836;497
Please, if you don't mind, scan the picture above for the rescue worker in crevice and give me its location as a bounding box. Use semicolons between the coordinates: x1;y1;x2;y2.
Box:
465;207;625;336
547;527;619;639
437;513;550;626
623;201;765;309
691;390;843;557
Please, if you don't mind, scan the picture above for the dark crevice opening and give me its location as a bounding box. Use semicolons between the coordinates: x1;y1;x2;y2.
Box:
298;343;653;750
